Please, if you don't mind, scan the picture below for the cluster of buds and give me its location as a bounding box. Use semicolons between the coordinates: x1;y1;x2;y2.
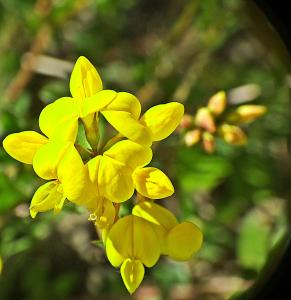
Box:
3;57;203;294
180;91;267;153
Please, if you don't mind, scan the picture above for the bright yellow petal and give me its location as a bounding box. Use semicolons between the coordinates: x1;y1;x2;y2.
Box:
81;90;117;117
33;141;70;180
30;181;66;218
103;92;141;119
98;156;134;203
133;167;174;199
106;215;160;268
39;97;79;141
106;216;132;267
166;221;203;261
101;111;152;147
104;140;152;171
57;144;85;203
132;201;177;230
133;215;161;267
3;131;48;164
121;258;144;294
70;56;103;99
140;102;184;141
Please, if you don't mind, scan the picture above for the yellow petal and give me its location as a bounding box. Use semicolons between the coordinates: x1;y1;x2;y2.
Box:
104;140;152;171
133;167;174;199
101;111;152;147
70;56;103;99
140;102;184;141
33;141;70;180
30;181;66;218
98;156;134;203
166;221;203;261
81;90;117;117
57;144;85;203
3;131;48;164
132;201;177;230
39;97;79;141
103;92;141;119
0;255;2;274
106;215;131;267
121;258;144;294
106;215;160;268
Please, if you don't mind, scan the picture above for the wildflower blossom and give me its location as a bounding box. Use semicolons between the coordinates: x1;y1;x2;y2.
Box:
2;56;202;294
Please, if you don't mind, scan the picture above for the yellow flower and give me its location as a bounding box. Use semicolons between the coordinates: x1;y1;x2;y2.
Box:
85;140;152;204
3;131;48;164
106;215;161;294
132;167;174;199
133;201;203;261
40;56;184;147
30;140;86;217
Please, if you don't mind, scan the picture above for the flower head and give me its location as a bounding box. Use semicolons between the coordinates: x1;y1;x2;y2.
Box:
2;56;201;294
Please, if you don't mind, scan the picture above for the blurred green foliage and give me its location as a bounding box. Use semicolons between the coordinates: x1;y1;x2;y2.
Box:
0;0;291;299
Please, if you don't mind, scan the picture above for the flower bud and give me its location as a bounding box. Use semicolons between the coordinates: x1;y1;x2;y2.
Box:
219;124;247;145
184;129;201;147
226;105;266;124
202;132;215;153
179;114;194;130
195;108;216;133
207;91;226;115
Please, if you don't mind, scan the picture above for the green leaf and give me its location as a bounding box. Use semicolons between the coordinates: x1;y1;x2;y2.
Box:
237;209;271;272
176;147;232;192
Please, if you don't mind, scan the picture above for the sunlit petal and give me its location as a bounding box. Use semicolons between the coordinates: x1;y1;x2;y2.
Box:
70;56;103;99
133;167;174;199
121;258;144;294
140;102;184;141
30;181;66;218
101;110;152;147
132;201;177;230
104;92;141;119
3;131;48;164
33;141;70;180
104;140;152;171
166;221;203;261
81;90;117;117
39;97;79;141
98;156;134;203
57;144;85;203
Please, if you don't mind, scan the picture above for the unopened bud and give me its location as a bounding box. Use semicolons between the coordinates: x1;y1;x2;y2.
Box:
207;91;226;115
202;132;215;153
219;124;247;145
184;129;201;146
195;108;216;133
179;114;194;129
226;105;267;124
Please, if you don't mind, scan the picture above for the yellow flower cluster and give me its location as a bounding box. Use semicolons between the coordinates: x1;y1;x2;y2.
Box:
3;56;203;293
181;91;267;153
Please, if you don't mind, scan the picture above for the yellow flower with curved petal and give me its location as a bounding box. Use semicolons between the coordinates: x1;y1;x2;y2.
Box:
40;57;184;147
132;167;174;199
28;140;85;217
133;201;203;261
140;102;184;142
106;215;161;294
86;140;152;204
3;131;48;164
